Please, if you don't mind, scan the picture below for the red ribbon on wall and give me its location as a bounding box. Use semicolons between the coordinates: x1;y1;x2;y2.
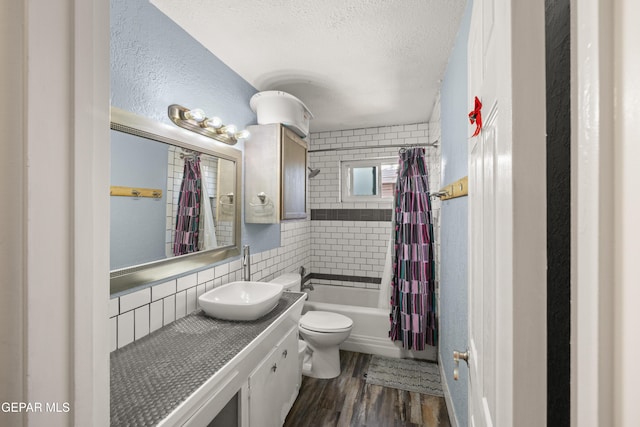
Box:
468;96;482;137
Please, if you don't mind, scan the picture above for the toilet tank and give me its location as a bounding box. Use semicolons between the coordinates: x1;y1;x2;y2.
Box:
269;273;301;292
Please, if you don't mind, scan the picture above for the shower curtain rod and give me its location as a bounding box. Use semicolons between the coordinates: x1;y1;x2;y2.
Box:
179;152;199;160
308;140;439;153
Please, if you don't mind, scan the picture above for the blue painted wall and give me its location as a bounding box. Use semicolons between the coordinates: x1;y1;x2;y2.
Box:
439;1;472;426
110;0;281;259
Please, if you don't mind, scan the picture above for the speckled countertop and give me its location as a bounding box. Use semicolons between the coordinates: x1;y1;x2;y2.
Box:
110;292;304;426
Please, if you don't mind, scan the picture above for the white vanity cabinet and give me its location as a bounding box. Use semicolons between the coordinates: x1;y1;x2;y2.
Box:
247;326;300;426
245;124;307;223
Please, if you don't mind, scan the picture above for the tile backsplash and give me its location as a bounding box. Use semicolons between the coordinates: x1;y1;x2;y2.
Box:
110;220;310;351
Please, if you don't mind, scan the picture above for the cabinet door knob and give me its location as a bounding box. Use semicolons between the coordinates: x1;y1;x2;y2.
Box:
282;349;288;358
271;363;277;373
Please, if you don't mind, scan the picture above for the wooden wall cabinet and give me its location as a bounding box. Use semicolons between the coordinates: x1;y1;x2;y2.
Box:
245;124;308;223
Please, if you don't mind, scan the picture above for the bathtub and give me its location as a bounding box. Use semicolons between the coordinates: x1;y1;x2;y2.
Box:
302;284;437;361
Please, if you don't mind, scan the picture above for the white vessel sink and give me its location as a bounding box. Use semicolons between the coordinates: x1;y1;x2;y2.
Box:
198;281;284;321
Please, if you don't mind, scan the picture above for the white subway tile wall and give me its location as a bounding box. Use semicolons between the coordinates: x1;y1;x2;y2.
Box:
152;280;176;301
310;220;390;286
186;287;198;314
134;305;150;340
163;295;176;327
109;220;310;351
176;273;197;293
150;300;163;333
175;291;186;319
308;122;441;291
117;311;134;349
119;287;151;313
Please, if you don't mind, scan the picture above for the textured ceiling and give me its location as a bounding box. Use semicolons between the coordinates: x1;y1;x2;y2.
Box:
151;0;466;132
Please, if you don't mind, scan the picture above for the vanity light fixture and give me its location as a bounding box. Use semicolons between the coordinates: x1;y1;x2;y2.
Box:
183;108;206;122
168;104;250;145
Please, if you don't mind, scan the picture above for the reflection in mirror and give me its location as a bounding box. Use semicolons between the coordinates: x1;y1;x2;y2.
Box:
110;107;242;295
165;148;236;257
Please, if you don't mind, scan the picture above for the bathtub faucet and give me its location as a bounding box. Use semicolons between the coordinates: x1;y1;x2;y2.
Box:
242;245;251;281
299;266;313;291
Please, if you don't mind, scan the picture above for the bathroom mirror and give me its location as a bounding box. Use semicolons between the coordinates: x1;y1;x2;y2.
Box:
110;107;242;295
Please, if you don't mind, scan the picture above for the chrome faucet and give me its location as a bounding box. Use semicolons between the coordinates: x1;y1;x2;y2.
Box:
242;245;251;281
299;265;314;291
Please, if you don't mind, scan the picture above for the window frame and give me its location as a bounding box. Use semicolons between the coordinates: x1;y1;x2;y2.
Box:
340;157;398;202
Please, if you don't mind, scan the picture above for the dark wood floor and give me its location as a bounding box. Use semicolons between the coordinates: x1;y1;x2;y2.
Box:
284;351;451;427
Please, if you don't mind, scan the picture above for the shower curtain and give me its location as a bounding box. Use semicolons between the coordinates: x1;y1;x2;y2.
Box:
173;156;202;256
389;147;436;350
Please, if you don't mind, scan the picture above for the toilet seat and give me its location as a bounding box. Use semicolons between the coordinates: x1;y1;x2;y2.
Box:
300;311;353;333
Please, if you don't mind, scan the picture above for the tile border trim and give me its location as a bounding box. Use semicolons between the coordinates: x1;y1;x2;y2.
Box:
310;209;392;222
309;272;381;284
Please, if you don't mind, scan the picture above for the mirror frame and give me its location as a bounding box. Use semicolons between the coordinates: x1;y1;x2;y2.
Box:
110;107;242;295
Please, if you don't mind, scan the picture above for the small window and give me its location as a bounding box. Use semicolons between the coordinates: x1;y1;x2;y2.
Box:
341;158;398;202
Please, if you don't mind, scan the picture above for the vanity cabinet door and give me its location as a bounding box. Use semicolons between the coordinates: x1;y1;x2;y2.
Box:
275;328;300;423
248;345;280;426
247;327;300;427
280;128;307;220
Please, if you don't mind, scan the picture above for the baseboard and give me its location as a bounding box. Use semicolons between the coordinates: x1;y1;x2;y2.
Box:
439;349;459;427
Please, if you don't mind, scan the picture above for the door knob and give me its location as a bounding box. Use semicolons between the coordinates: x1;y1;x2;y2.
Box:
453;350;469;381
453;350;469;363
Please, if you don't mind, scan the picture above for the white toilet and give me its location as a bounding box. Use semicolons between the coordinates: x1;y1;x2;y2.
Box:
269;273;353;379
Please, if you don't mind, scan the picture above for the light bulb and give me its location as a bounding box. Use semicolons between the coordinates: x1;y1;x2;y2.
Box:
184;108;206;122
234;129;251;140
222;124;237;136
203;116;223;129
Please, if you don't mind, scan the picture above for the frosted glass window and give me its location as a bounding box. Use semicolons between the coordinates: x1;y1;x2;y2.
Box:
352;167;377;196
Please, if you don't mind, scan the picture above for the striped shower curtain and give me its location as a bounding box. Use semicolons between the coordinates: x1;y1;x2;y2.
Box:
173;156;202;256
389;148;436;350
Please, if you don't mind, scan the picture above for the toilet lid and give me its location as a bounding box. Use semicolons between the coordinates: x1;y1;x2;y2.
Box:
300;311;353;333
